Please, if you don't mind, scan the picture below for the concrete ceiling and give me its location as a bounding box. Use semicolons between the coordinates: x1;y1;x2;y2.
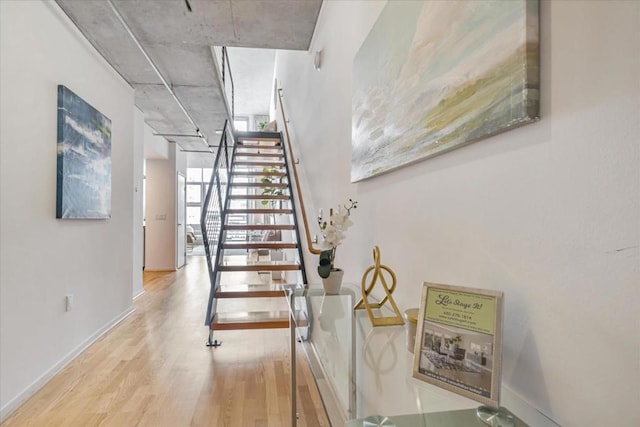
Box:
226;47;276;117
55;0;322;152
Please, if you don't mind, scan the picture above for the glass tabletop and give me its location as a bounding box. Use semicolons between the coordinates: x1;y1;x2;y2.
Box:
289;283;560;427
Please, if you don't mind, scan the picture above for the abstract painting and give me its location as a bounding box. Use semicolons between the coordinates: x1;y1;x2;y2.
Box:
56;85;112;219
351;0;539;182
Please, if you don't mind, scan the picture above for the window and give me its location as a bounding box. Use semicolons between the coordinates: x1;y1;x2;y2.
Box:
186;167;210;226
187;206;201;225
202;168;212;183
186;184;201;203
187;168;202;182
234;117;249;132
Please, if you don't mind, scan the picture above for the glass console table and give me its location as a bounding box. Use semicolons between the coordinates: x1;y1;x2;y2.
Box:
288;283;560;427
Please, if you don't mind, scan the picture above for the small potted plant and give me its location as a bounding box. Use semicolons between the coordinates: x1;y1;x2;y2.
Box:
260;167;284;206
317;199;357;293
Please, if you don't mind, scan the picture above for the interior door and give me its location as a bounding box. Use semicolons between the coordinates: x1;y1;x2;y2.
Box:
177;173;186;269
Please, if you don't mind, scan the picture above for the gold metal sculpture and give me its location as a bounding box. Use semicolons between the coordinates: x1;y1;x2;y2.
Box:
354;246;405;326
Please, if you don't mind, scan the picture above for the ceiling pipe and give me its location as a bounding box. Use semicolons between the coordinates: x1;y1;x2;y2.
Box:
106;0;211;152
153;133;202;138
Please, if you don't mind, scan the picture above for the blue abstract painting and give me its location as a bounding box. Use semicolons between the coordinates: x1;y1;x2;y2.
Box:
352;0;540;181
56;85;112;219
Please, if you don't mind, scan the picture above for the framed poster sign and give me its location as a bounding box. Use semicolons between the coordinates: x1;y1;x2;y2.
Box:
412;283;504;408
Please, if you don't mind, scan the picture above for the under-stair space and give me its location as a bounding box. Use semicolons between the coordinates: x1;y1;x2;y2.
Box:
202;129;308;347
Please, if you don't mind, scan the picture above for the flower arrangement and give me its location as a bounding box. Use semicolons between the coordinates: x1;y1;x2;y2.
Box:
317;199;358;278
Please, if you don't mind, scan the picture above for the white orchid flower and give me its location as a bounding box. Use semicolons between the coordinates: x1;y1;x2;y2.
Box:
317;199;358;270
324;225;345;246
319;240;334;251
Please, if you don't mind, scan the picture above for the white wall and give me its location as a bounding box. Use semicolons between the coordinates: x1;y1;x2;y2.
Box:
144;144;186;270
275;1;640;426
145;158;176;270
0;1;136;418
144;123;169;160
142;124;169;271
187;152;216;169
175;143;187;178
175;145;187;269
132;108;145;298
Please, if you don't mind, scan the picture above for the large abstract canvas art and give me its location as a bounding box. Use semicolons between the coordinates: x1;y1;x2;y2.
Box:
351;0;539;182
56;85;112;219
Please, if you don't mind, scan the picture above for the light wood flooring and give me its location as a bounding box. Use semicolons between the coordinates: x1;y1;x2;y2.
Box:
1;256;329;427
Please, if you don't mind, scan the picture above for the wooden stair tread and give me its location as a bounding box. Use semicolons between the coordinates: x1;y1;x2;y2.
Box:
236;139;281;145
211;311;290;330
221;242;298;249
211;310;308;330
229;193;290;198
229;194;290;200
226;208;292;214
225;224;295;230
218;263;301;272
230;182;288;189
233;167;285;173
235;147;282;153
235;131;281;140
234;161;285;167
216;284;286;298
231;171;287;177
236;152;283;158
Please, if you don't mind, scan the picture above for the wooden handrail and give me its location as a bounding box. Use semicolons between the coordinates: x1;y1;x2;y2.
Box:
277;88;321;255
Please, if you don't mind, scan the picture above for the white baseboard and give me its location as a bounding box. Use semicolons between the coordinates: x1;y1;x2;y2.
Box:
0;306;135;422
133;289;145;300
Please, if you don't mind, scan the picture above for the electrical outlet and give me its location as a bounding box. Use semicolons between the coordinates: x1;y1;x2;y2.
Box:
66;294;74;312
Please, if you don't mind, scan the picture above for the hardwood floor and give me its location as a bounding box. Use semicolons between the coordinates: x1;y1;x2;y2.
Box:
1;256;329;427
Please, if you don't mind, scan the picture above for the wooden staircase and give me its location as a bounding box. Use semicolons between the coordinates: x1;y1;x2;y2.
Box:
202;129;307;347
